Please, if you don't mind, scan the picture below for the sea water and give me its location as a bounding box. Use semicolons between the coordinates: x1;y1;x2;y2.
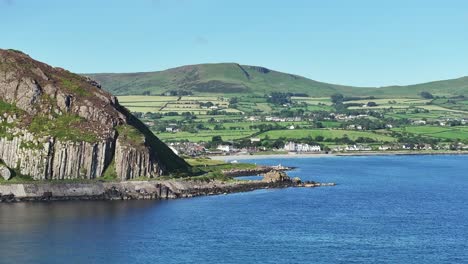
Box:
0;155;467;263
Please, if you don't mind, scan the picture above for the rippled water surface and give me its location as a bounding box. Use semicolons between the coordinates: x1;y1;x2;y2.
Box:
1;155;467;264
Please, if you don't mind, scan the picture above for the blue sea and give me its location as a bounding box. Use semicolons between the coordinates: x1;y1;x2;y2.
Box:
0;155;467;264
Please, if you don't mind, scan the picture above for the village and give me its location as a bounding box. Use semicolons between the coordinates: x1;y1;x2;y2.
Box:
117;92;468;158
167;140;468;158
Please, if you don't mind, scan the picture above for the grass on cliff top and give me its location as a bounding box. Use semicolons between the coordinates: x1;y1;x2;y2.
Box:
181;171;233;182
57;73;91;97
187;158;256;170
0;100;23;115
29;114;98;143
116;125;145;146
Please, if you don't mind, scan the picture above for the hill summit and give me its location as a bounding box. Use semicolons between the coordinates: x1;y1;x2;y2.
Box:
87;63;362;96
0;49;188;181
88;63;468;97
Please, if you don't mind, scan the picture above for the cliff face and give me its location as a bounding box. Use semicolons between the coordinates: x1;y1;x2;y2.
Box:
0;49;189;180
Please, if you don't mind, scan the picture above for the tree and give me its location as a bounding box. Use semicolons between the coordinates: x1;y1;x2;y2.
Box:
420;91;434;99
315;135;324;142
229;97;239;105
212;136;223;143
367;101;378;107
267;92;292;105
331;93;344;104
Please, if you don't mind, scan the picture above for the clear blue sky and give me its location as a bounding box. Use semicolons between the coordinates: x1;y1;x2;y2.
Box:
1;0;467;87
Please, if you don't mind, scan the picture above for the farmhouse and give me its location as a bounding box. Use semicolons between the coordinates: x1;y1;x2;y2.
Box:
413;120;427;125
166;127;179;133
250;138;261;143
217;144;233;153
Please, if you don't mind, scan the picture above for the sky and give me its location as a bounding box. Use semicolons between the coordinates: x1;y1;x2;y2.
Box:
1;0;467;87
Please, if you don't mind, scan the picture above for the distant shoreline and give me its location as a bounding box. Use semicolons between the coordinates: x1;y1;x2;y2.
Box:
209;151;468;161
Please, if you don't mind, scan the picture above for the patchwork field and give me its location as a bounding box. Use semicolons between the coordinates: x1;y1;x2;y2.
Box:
118;95;233;115
257;129;396;142
157;130;256;142
117;94;467;146
392;126;468;140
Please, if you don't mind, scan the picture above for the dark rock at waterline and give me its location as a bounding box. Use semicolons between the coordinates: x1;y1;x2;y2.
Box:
0;175;336;203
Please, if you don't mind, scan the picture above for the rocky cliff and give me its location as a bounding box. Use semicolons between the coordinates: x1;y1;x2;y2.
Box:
0;49;189;181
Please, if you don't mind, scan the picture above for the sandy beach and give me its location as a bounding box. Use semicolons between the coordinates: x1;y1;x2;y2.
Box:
209;151;468;161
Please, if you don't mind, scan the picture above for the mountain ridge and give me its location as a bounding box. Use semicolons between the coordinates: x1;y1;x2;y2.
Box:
86;63;468;97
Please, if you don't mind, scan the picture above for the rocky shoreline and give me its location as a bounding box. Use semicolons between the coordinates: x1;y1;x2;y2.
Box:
221;165;294;177
0;171;334;203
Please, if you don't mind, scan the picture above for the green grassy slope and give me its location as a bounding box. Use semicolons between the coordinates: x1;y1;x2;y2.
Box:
86;63;468;97
340;76;468;97
86;63;369;96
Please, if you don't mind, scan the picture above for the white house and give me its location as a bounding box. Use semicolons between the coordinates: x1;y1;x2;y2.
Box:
250;138;261;143
284;142;296;151
217;145;232;152
413;120;427;125
166;127;178;133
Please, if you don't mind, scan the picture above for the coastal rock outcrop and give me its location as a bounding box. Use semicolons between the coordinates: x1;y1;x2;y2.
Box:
0;164;11;181
262;170;291;183
0;49;189;181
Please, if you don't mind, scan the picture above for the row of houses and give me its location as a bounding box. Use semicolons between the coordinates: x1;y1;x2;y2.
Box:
283;142;321;152
333;143;468;152
332;145;373;152
245;116;304;122
265;116;303;122
333;114;369;121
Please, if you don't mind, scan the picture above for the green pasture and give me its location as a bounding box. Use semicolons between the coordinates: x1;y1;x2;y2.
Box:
393;126;468;140
257;129;396;142
156;130;256;142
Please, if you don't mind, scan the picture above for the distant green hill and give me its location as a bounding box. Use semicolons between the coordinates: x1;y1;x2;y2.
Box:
354;76;468;97
86;63;468;98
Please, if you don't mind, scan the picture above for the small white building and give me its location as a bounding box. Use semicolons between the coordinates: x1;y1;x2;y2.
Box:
413;120;427;125
284;142;296;151
379;145;391;151
217;145;232;152
250;138;261;143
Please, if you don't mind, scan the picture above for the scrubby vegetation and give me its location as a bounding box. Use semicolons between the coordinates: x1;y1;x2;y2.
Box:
28;114;98;143
101;160;118;180
116;125;145;146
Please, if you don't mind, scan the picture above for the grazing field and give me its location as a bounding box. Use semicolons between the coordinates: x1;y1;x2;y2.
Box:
292;97;333;105
393;126;468;140
348;98;430;105
344;97;468;116
118;95;234;115
157;130;256;142
257;129;396;142
118;96;179;102
432;98;468;112
418;105;468;113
